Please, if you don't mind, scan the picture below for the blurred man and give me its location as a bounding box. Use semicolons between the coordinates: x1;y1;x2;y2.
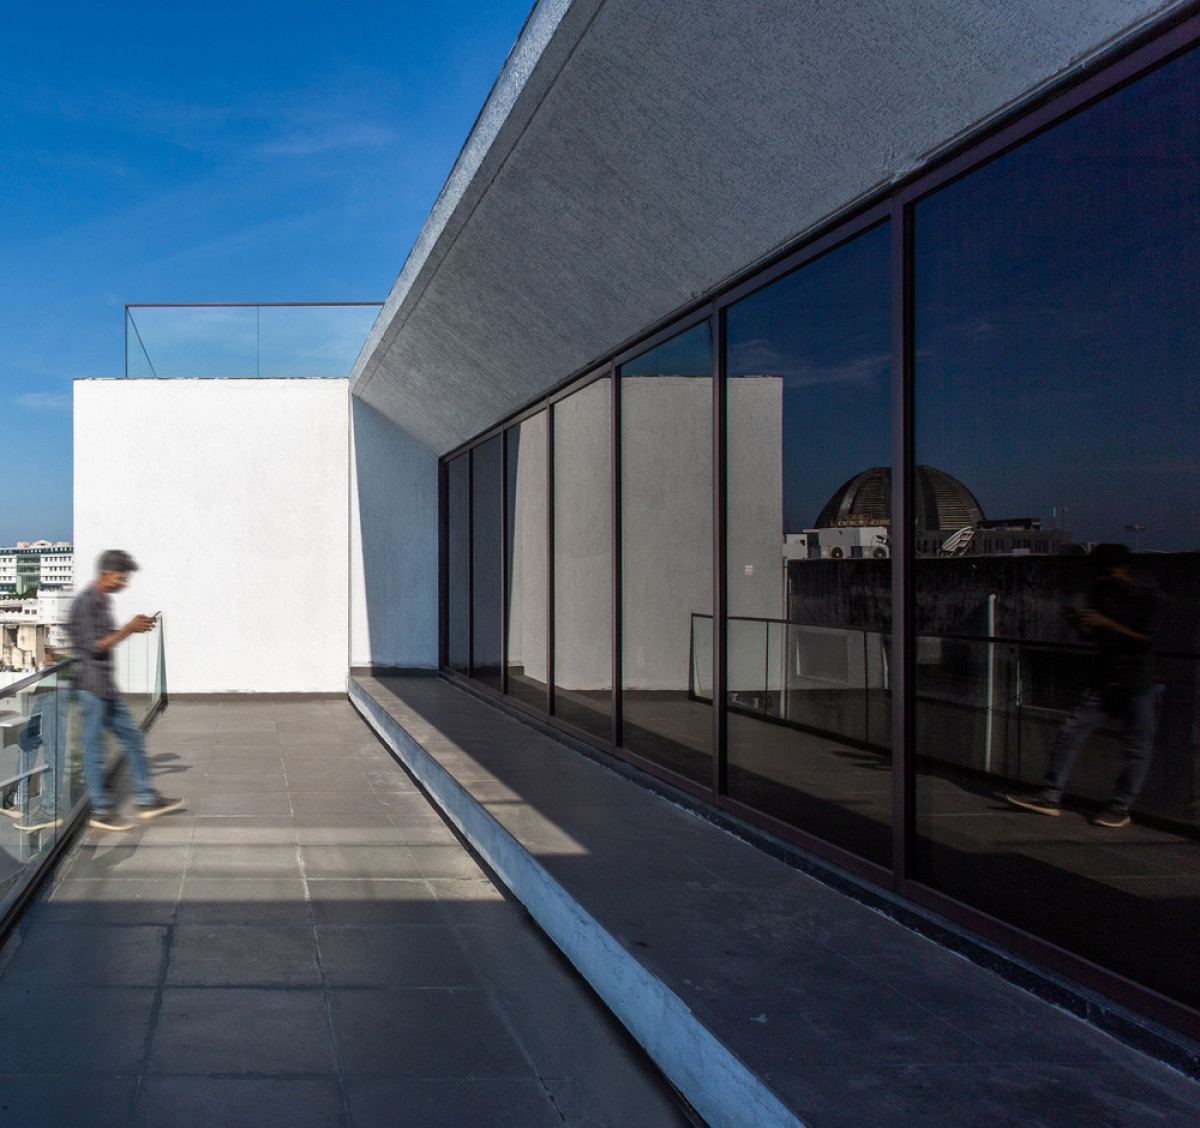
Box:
1005;544;1159;828
68;549;183;832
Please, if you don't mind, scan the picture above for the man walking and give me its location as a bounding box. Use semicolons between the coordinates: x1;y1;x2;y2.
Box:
1004;544;1159;829
68;549;183;832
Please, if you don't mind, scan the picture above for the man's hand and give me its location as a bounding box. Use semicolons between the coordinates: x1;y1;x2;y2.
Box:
126;614;158;634
1074;607;1147;645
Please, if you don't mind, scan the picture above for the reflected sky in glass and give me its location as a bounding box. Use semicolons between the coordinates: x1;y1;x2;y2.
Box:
621;321;712;377
916;49;1200;551
726;223;891;533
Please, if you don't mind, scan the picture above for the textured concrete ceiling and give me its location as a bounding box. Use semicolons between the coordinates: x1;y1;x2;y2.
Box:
351;0;1177;455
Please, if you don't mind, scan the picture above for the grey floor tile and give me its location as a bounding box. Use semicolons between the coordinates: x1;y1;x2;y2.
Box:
198;774;290;793
148;987;335;1075
40;876;182;924
853;948;1137;1066
307;878;443;925
659;953;991;1084
194;792;293;818
1011;1063;1200;1128
290;793;391;819
1;922;166;987
68;843;191;881
167;924;321;986
0;987;156;1072
315;924;477;987
408;845;488;880
134;1077;347;1128
185;843;301;878
284;771;375;793
379;818;459;846
544;1076;695;1128
0;1076;139;1127
300;844;420;880
190;817;297;845
345;1077;561;1128
330;988;530;1078
426;878;529;928
294;822;411;846
490;970;696;1127
177;877;309;925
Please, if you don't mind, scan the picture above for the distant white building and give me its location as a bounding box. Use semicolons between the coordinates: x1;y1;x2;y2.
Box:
0;541;73;596
0;589;72;673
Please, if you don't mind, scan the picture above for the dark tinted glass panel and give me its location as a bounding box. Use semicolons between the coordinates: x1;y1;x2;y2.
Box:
620;321;713;784
471;436;503;690
725;223;892;864
913;48;1200;1007
506;414;548;710
446;454;469;672
553;377;613;740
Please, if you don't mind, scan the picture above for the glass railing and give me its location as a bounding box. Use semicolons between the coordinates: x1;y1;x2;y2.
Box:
125;303;382;380
0;622;167;930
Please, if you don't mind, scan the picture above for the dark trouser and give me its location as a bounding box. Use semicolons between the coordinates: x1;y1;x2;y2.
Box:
79;690;157;814
1043;687;1157;809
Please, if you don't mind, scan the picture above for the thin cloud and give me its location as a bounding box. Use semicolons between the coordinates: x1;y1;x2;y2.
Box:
730;337;889;389
17;393;70;410
256;122;396;157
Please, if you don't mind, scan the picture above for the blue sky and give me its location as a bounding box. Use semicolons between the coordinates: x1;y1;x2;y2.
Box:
1;0;534;545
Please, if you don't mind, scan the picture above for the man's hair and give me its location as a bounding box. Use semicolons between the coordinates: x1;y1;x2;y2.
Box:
97;549;139;575
1090;543;1132;572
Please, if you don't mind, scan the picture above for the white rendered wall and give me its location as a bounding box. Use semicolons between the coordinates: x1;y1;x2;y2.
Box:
349;398;439;670
74;379;350;693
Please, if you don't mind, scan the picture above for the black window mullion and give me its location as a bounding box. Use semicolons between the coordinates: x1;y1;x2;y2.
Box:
713;302;727;799
466;447;475;679
612;366;623;750
438;458;449;669
546;404;556;716
890;196;915;890
500;430;510;696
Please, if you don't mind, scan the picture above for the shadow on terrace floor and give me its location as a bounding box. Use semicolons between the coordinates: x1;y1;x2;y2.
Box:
0;697;696;1128
354;673;1200;1128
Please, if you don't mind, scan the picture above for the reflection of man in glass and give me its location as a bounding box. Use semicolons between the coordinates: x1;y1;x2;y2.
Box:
1005;544;1159;828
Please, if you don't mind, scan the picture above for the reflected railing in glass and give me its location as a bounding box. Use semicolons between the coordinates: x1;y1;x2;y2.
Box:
915;634;1200;827
692;614;891;750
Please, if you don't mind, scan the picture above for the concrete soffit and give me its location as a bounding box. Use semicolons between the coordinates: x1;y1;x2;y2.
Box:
348;0;595;407
351;0;1186;456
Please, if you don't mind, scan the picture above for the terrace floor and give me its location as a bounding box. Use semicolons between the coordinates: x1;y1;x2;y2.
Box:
350;673;1200;1128
3;682;1200;1127
0;697;694;1127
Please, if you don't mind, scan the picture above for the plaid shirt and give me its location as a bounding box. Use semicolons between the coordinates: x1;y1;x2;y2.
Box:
68;583;117;699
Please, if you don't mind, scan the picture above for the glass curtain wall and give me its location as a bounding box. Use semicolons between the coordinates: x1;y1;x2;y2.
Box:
619;322;713;784
471;436;503;691
552;377;613;739
913;47;1200;1008
505;413;549;710
724;223;892;863
446;454;470;672
439;28;1200;1029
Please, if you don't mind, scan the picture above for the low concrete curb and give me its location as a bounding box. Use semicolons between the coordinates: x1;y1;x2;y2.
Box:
349;677;805;1128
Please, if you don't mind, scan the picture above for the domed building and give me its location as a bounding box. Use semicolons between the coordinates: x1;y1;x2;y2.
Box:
814;465;985;531
785;466;1069;559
